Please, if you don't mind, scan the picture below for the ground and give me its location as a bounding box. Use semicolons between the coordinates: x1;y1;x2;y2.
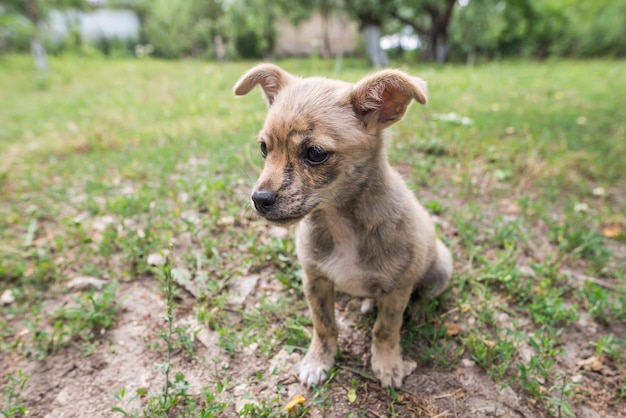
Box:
0;57;625;417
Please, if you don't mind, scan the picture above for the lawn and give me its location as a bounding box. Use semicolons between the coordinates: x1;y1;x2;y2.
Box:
0;55;625;417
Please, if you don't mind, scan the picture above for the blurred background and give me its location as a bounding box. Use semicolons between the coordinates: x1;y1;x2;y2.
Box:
2;0;625;68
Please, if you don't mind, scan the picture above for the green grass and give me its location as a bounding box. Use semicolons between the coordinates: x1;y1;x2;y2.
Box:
1;370;29;418
0;55;625;416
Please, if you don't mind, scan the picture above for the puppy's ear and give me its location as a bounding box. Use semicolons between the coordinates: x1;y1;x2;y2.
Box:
233;64;295;106
351;70;427;129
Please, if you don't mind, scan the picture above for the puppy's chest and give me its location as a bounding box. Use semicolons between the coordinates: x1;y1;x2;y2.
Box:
299;218;374;297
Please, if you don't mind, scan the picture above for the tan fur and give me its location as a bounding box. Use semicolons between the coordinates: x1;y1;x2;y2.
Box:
234;64;453;388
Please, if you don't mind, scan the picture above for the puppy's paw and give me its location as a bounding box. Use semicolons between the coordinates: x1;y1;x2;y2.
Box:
371;350;416;388
360;298;375;313
299;351;335;388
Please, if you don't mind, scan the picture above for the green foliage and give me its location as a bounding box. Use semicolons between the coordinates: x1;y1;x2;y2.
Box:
221;0;277;59
25;282;119;359
137;0;277;59
578;282;626;324
449;0;626;61
1;370;30;418
141;0;223;59
0;13;35;53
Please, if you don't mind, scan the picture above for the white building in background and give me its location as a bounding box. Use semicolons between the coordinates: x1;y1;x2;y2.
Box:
47;8;139;44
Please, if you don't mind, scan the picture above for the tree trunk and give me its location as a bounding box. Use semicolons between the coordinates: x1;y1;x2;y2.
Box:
391;0;456;63
320;8;332;58
435;31;447;63
31;36;48;72
362;24;389;67
25;0;48;73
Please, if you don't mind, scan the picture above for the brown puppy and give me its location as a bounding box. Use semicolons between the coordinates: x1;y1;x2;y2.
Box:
234;64;452;388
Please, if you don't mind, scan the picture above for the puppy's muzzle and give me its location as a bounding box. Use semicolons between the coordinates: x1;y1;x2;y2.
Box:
251;189;278;216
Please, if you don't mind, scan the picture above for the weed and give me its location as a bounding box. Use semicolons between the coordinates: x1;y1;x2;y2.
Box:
111;388;140;417
543;376;576;418
24;282;118;359
424;200;446;216
54;282;119;354
153;254;178;410
113;253;230;417
491;217;527;249
1;369;29;418
547;210;611;270
404;296;459;367
578;281;626;323
591;334;622;363
466;334;517;380
527;280;578;327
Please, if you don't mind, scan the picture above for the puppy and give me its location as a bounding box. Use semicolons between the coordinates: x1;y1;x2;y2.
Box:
234;64;453;388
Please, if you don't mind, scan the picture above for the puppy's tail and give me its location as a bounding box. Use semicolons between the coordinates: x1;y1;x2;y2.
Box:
405;239;453;322
418;239;453;299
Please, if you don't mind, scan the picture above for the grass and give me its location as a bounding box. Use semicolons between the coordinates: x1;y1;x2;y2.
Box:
0;54;625;416
1;370;29;418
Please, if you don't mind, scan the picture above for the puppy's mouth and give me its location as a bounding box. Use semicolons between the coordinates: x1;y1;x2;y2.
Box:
261;213;306;226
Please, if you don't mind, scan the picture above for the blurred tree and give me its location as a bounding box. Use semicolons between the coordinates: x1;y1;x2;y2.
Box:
448;0;505;63
221;0;277;59
574;0;626;57
345;0;395;66
448;0;626;62
140;0;224;58
391;0;457;63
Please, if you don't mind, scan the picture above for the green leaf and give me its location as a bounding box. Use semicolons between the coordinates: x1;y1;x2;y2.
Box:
347;388;357;403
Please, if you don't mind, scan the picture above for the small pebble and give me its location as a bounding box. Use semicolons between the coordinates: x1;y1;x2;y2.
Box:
1;289;15;305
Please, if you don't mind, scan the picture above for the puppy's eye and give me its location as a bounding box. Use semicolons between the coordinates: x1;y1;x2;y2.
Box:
305;146;329;165
260;142;267;158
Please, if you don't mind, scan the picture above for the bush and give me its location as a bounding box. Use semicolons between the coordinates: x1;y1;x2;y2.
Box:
0;14;35;53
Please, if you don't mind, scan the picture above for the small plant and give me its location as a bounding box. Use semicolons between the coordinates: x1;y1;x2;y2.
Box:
424;200;446;215
579;281;626;324
113;250;230;417
466;334;516;380
527;282;578;327
547;211;611;270
111;388;140;417
24;282;119;359
150;253;183;413
1;370;29;418
55;282;119;355
544;373;576;418
591;334;622;363
404;296;458;367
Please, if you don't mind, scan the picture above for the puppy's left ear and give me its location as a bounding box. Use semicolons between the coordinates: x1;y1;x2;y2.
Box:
233;64;295;106
351;70;427;129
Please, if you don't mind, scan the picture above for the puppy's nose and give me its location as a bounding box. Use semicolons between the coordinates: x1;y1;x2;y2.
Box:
251;189;277;214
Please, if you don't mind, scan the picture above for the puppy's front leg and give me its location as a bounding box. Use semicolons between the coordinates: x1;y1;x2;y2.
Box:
371;289;416;388
299;268;338;387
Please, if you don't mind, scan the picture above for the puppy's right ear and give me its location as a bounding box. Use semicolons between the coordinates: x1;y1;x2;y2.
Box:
233;64;295;106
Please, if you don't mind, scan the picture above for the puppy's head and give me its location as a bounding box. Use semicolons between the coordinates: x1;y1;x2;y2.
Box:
234;64;427;224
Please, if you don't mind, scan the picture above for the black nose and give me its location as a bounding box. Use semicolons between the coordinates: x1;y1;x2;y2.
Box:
251;189;277;215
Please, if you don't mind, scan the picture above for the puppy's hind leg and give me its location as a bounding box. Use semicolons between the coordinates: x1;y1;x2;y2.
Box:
418;239;453;298
371;288;417;388
299;268;338;388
